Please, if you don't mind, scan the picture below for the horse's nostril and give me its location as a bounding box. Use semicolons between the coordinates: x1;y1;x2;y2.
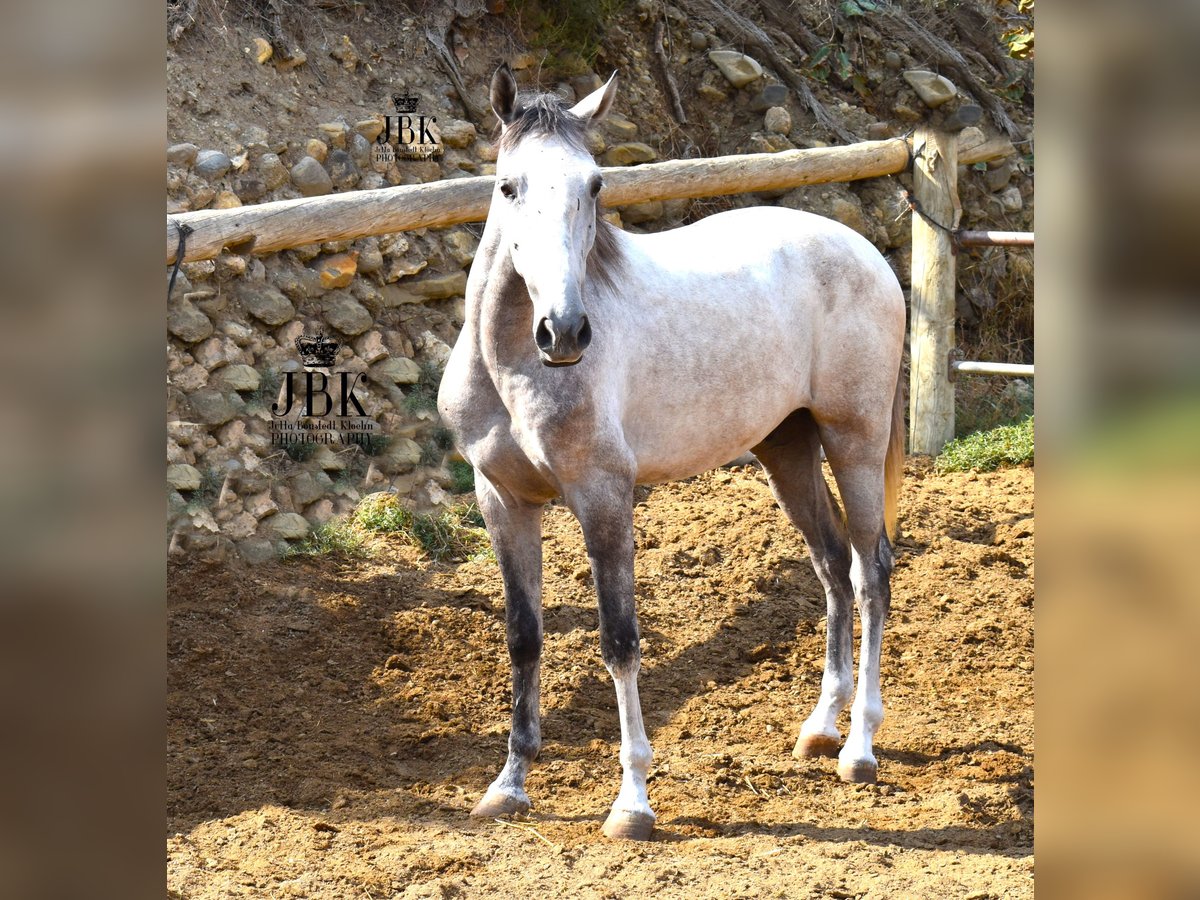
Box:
577;316;592;350
535;318;554;352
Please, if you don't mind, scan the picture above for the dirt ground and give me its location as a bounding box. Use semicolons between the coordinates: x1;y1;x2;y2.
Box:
167;460;1033;899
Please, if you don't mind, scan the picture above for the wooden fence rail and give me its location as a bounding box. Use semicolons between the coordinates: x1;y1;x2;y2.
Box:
166;131;1013;265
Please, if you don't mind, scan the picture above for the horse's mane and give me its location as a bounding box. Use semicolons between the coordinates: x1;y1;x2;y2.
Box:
497;92;625;291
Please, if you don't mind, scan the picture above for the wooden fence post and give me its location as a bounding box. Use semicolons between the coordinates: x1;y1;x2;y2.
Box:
908;126;959;455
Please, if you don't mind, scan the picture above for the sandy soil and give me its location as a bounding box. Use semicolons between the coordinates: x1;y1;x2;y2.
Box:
168;460;1033;899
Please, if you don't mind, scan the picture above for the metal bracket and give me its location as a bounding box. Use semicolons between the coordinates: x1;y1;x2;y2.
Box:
947;347;964;383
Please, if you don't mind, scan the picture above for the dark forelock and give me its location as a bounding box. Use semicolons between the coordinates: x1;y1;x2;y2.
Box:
498;92;589;154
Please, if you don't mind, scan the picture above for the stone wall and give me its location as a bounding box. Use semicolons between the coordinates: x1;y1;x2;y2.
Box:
166;43;1031;564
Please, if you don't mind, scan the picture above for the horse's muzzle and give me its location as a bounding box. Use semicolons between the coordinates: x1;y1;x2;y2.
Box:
535;314;591;367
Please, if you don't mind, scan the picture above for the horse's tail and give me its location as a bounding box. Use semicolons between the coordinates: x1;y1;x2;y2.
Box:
884;362;905;543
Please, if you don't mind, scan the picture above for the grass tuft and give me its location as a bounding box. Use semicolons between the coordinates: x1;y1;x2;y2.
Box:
286;518;371;558
353;492;490;562
936;416;1034;473
448;459;475;494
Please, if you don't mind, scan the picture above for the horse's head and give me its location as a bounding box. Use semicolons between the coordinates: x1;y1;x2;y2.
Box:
489;64;618;367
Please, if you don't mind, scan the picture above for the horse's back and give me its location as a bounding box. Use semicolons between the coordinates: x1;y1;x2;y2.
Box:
610;206;904;483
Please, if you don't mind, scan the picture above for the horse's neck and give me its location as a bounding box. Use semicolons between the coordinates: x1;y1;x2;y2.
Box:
469;221;534;372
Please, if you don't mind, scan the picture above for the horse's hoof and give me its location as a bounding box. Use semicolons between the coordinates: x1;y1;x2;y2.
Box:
836;759;878;784
793;732;841;759
601;809;656;841
471;790;530;818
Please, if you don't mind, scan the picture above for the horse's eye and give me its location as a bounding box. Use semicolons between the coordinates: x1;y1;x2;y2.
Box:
499;180;517;201
589;177;603;198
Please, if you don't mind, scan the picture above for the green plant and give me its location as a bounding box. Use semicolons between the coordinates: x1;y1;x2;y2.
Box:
448;459;476;494
358;433;392;457
353;492;490;562
246;367;283;412
408;503;491;562
419;427;456;466
285;518;371;558
403;362;443;415
509;0;628;67
936;416;1034;473
184;467;224;513
283;440;319;462
354;492;413;532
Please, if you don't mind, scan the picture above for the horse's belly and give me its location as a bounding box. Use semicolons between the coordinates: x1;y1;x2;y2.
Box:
628;390;800;485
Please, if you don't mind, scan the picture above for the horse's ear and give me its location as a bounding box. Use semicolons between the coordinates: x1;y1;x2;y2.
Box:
569;71;618;123
491;63;518;126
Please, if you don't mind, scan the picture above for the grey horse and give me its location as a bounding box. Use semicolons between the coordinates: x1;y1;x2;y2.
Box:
437;64;906;841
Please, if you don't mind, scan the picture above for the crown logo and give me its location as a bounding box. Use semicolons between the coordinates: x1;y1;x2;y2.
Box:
295;333;339;367
391;94;419;113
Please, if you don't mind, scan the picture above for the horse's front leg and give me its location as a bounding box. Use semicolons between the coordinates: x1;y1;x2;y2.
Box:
471;475;545;818
567;475;655;841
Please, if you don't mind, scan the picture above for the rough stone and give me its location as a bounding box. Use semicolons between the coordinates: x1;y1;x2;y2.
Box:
258;152;289;190
305;138;328;162
356;238;383;274
189;389;242;425
619;200;663;224
867;122;894;141
605;115;639;141
214;364;261;392
224;512;258;541
240;284;296;326
602;142;657;166
355;330;389;364
998;184;1024;212
323;292;373;335
355;118;384;142
384;438;423;469
167;464;202;492
290;470;334;507
374;357;422;384
349;132;372;168
944;104;983;131
167;143;199;166
316;251;359;289
326;149;359;190
194;336;244;370
277;49;307;70
194;149;233;180
268;512;310;540
251;37;273;64
443;230;478;267
168;300;214;344
246;491;278;519
985;161;1014;193
406;271;468;300
291;156;333;196
305;499;336;525
749;83;788;112
764;106;792;135
319;121;349;149
708;50;763;88
690;30;708;51
439;119;477;149
884;50;903;70
234;172;267;202
903;69;958;108
237;538;278;564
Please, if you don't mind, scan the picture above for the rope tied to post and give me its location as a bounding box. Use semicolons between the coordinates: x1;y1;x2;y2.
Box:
899;188;961;255
168;220;194;300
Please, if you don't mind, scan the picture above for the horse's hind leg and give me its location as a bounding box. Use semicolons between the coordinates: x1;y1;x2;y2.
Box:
819;424;895;784
471;475;545;817
752;411;856;761
564;473;655;841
